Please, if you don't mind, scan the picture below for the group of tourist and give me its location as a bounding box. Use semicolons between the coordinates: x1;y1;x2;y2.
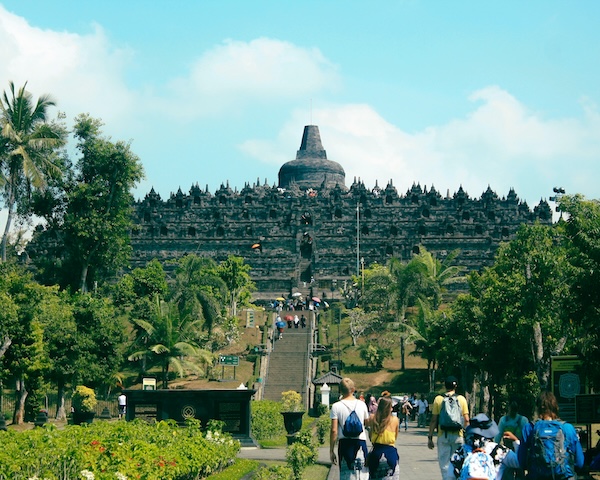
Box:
329;376;585;480
274;313;307;339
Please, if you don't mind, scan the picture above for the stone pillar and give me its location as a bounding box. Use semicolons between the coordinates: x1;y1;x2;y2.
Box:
320;383;331;407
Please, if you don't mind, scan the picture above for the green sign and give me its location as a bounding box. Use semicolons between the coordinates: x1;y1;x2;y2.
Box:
219;355;239;366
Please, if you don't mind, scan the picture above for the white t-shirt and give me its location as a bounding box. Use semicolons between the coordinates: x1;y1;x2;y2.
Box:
330;398;369;440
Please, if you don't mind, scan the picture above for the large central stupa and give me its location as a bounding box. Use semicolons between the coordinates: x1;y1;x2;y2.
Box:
278;125;345;190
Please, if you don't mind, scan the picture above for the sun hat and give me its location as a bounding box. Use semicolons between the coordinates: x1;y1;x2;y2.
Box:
466;413;499;439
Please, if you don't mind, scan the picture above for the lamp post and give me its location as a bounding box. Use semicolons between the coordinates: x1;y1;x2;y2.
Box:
549;187;565;221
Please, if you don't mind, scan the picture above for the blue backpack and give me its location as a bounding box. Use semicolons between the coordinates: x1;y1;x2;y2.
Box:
459;448;496;480
342;401;364;438
528;420;573;479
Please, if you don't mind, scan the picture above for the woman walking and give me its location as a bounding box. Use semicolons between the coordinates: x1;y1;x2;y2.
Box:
366;396;400;480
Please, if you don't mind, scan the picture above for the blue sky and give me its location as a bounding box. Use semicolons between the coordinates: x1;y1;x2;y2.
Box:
1;1;599;216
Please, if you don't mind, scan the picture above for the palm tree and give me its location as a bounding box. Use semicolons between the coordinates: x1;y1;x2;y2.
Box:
0;81;65;261
388;255;428;370
128;296;213;388
170;255;225;336
415;247;466;308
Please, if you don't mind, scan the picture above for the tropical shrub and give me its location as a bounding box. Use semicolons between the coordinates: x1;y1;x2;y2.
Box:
250;400;285;440
280;390;303;412
0;419;239;479
253;464;293;479
315;415;330;445
72;386;97;413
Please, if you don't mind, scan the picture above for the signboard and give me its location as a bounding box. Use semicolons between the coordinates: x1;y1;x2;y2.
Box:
575;394;600;424
142;377;156;390
551;355;588;423
219;355;239;366
246;310;255;328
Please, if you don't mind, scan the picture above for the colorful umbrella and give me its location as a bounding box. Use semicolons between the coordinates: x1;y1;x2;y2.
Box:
276;320;286;328
276;297;285;301
312;297;321;303
284;315;294;321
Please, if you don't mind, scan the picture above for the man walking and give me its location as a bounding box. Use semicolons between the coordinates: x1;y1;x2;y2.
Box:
118;391;127;420
427;376;469;479
330;377;370;479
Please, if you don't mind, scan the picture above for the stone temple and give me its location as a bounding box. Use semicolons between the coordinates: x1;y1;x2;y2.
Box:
130;125;552;297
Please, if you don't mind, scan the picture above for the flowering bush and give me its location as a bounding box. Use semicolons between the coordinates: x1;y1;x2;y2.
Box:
0;419;240;479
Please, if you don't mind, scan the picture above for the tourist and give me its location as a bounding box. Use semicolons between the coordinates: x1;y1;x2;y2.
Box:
401;396;412;431
428;376;470;480
293;314;300;328
366;395;400;479
518;391;583;479
417;393;429;427
118;391;127;420
368;394;378;415
300;314;307;328
450;413;520;480
495;399;528;479
330;377;370;479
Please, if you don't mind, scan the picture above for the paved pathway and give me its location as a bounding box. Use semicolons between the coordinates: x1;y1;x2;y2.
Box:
239;423;441;479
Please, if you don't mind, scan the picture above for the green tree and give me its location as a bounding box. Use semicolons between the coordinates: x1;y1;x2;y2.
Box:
217;255;254;317
388;255;428;370
442;223;575;413
38;290;76;420
70;294;127;394
128;296;213;388
415;247;465;309
0;81;66;262
66;115;144;292
170;255;225;340
560;195;600;388
0;266;54;423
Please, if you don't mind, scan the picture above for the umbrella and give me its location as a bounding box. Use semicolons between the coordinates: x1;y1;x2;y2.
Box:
276;297;285;301
276;320;286;328
291;292;302;298
284;315;294;321
251;243;261;249
312;297;321;303
323;301;329;307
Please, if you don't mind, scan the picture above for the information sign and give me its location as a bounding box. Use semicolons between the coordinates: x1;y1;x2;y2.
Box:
219;355;239;366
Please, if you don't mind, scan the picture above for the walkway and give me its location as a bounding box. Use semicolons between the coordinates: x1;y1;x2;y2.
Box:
239;422;441;479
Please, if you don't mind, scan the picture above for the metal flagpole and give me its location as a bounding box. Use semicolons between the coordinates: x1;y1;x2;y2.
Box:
356;203;360;277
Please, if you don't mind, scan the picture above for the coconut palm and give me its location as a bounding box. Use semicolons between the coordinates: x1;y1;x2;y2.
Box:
0;81;66;261
128;296;213;388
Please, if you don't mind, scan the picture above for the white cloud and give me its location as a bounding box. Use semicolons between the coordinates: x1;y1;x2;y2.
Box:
162;38;340;119
242;86;600;206
0;5;135;128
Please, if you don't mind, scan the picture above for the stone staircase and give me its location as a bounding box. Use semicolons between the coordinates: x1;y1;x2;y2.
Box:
262;317;312;406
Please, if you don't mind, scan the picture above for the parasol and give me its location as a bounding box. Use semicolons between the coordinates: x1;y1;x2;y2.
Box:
291;292;302;298
312;297;321;303
276;297;285;301
284;315;294;321
275;320;286;328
